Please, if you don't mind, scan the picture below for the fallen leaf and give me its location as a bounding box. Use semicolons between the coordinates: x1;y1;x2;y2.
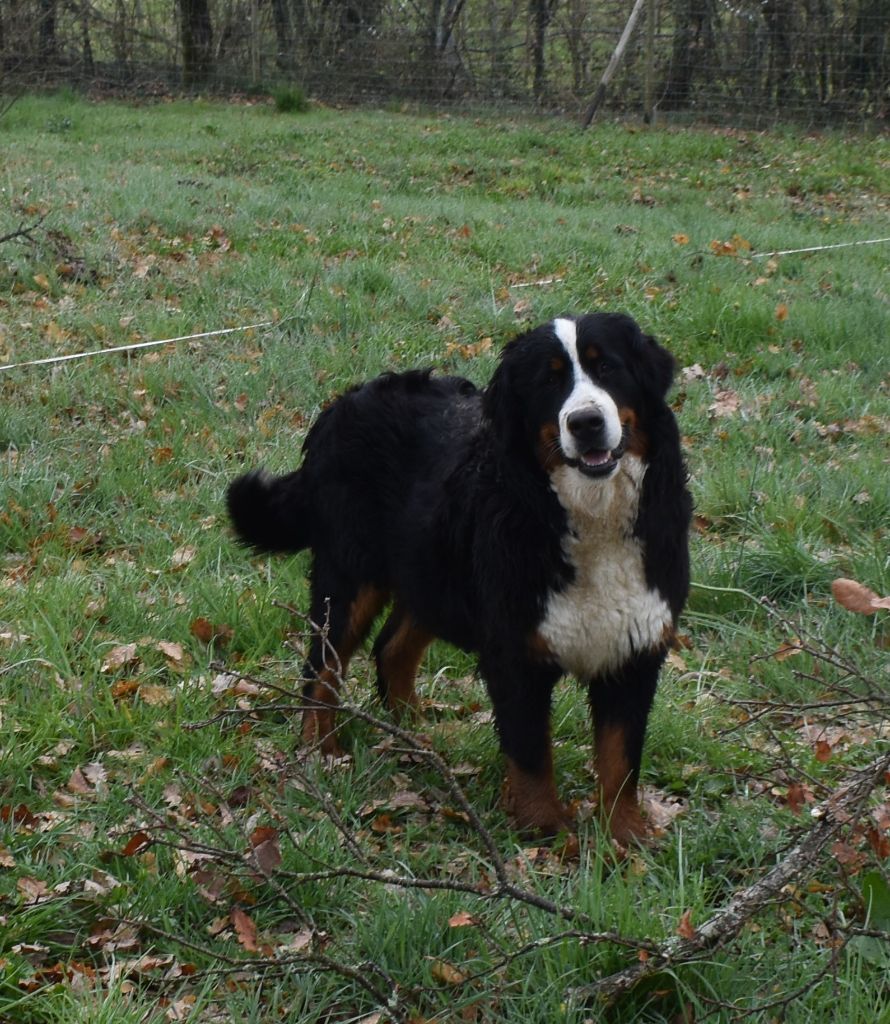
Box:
430;958;466;986
832;578;890;615
231;907;258;953
250;827;282;875
785;782;815;815
67;767;94;795
813;740;833;763
775;303;789;321
121;831;152;857
156;640;186;663
171;545;197;569
448;910;478;928
773;641;803;662
101;643;139;673
672;233;690;245
708;389;741;418
676;909;696;939
190;617;233;645
111;679;141;699
279;928;312;952
138;684;175;706
18;876;50;902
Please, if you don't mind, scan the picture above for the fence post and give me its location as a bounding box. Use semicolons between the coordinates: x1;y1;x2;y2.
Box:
250;0;259;86
644;0;656;123
582;0;647;127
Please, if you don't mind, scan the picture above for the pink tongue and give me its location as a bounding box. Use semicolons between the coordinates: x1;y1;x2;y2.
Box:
582;450;610;466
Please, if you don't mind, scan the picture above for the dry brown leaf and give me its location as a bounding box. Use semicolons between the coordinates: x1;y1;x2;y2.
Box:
773;642;803;662
18;876;50;902
430;958;466;986
707;389;741;418
156;640;186;663
190;617;233;645
101;643;139;673
676;909;696;939
231;907;258;953
171;545;197;570
250;827;282;875
448;910;478;928
121;831;152;857
832;578;890;615
139;684;175;706
67;767;94;795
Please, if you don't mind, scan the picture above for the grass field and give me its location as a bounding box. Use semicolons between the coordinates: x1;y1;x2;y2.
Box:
1;94;888;1023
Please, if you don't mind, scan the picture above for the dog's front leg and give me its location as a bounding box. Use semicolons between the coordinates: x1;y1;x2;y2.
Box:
485;663;573;837
588;650;663;845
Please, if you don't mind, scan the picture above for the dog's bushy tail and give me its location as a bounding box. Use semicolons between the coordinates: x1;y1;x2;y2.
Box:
226;469;312;553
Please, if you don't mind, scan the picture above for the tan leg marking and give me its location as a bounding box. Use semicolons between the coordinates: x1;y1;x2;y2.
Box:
504;752;574;838
594;722;647;845
302;585;387;757
377;613;433;720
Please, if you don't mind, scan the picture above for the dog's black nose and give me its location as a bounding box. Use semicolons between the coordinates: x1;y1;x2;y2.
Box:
567;409;605;441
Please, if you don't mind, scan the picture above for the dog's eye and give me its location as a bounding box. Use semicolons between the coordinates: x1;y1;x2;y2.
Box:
594;358;614;378
546;357;566;387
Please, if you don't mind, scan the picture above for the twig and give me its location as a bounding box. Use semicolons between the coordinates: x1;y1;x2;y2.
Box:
196;659;599;929
0;212;47;246
567;749;890;1005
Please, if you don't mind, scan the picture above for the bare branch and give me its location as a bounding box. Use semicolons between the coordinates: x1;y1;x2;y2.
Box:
568;749;890;1005
0;212;48;246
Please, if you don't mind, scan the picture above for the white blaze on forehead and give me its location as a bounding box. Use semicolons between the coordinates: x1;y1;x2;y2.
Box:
551;318;622;454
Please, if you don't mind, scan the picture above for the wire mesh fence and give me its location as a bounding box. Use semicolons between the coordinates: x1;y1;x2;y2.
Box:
2;0;888;126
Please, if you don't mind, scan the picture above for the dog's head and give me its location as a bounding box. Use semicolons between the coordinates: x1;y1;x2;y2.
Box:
483;313;676;480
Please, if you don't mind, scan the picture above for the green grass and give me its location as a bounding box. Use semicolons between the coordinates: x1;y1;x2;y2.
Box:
1;94;888;1023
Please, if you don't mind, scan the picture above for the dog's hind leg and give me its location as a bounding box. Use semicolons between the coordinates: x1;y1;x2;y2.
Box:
302;578;388;756
373;606;433;721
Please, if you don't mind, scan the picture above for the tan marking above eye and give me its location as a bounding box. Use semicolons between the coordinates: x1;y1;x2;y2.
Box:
583;345;599;362
549;356;565;372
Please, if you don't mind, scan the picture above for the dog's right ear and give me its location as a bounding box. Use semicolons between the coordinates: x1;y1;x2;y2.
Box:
482;339;521;448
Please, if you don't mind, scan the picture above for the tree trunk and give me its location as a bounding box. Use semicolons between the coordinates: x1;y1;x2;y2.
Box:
847;0;889;100
39;0;57;63
425;0;467;97
270;0;293;75
763;0;793;106
80;0;95;74
530;0;557;103
179;0;214;88
660;0;711;110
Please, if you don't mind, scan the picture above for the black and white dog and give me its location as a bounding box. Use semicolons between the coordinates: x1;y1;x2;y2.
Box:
228;313;691;843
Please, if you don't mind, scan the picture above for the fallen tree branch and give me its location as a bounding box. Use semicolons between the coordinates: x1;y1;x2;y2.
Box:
568;748;890;1005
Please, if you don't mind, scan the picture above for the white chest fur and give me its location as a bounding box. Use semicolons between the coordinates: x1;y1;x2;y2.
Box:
539;457;673;680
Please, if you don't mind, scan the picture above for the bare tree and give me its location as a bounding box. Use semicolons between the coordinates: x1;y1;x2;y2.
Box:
660;0;715;110
38;0;57;63
178;0;214;87
530;0;558;102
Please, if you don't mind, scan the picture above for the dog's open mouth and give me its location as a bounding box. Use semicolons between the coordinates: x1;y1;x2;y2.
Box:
566;442;625;478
